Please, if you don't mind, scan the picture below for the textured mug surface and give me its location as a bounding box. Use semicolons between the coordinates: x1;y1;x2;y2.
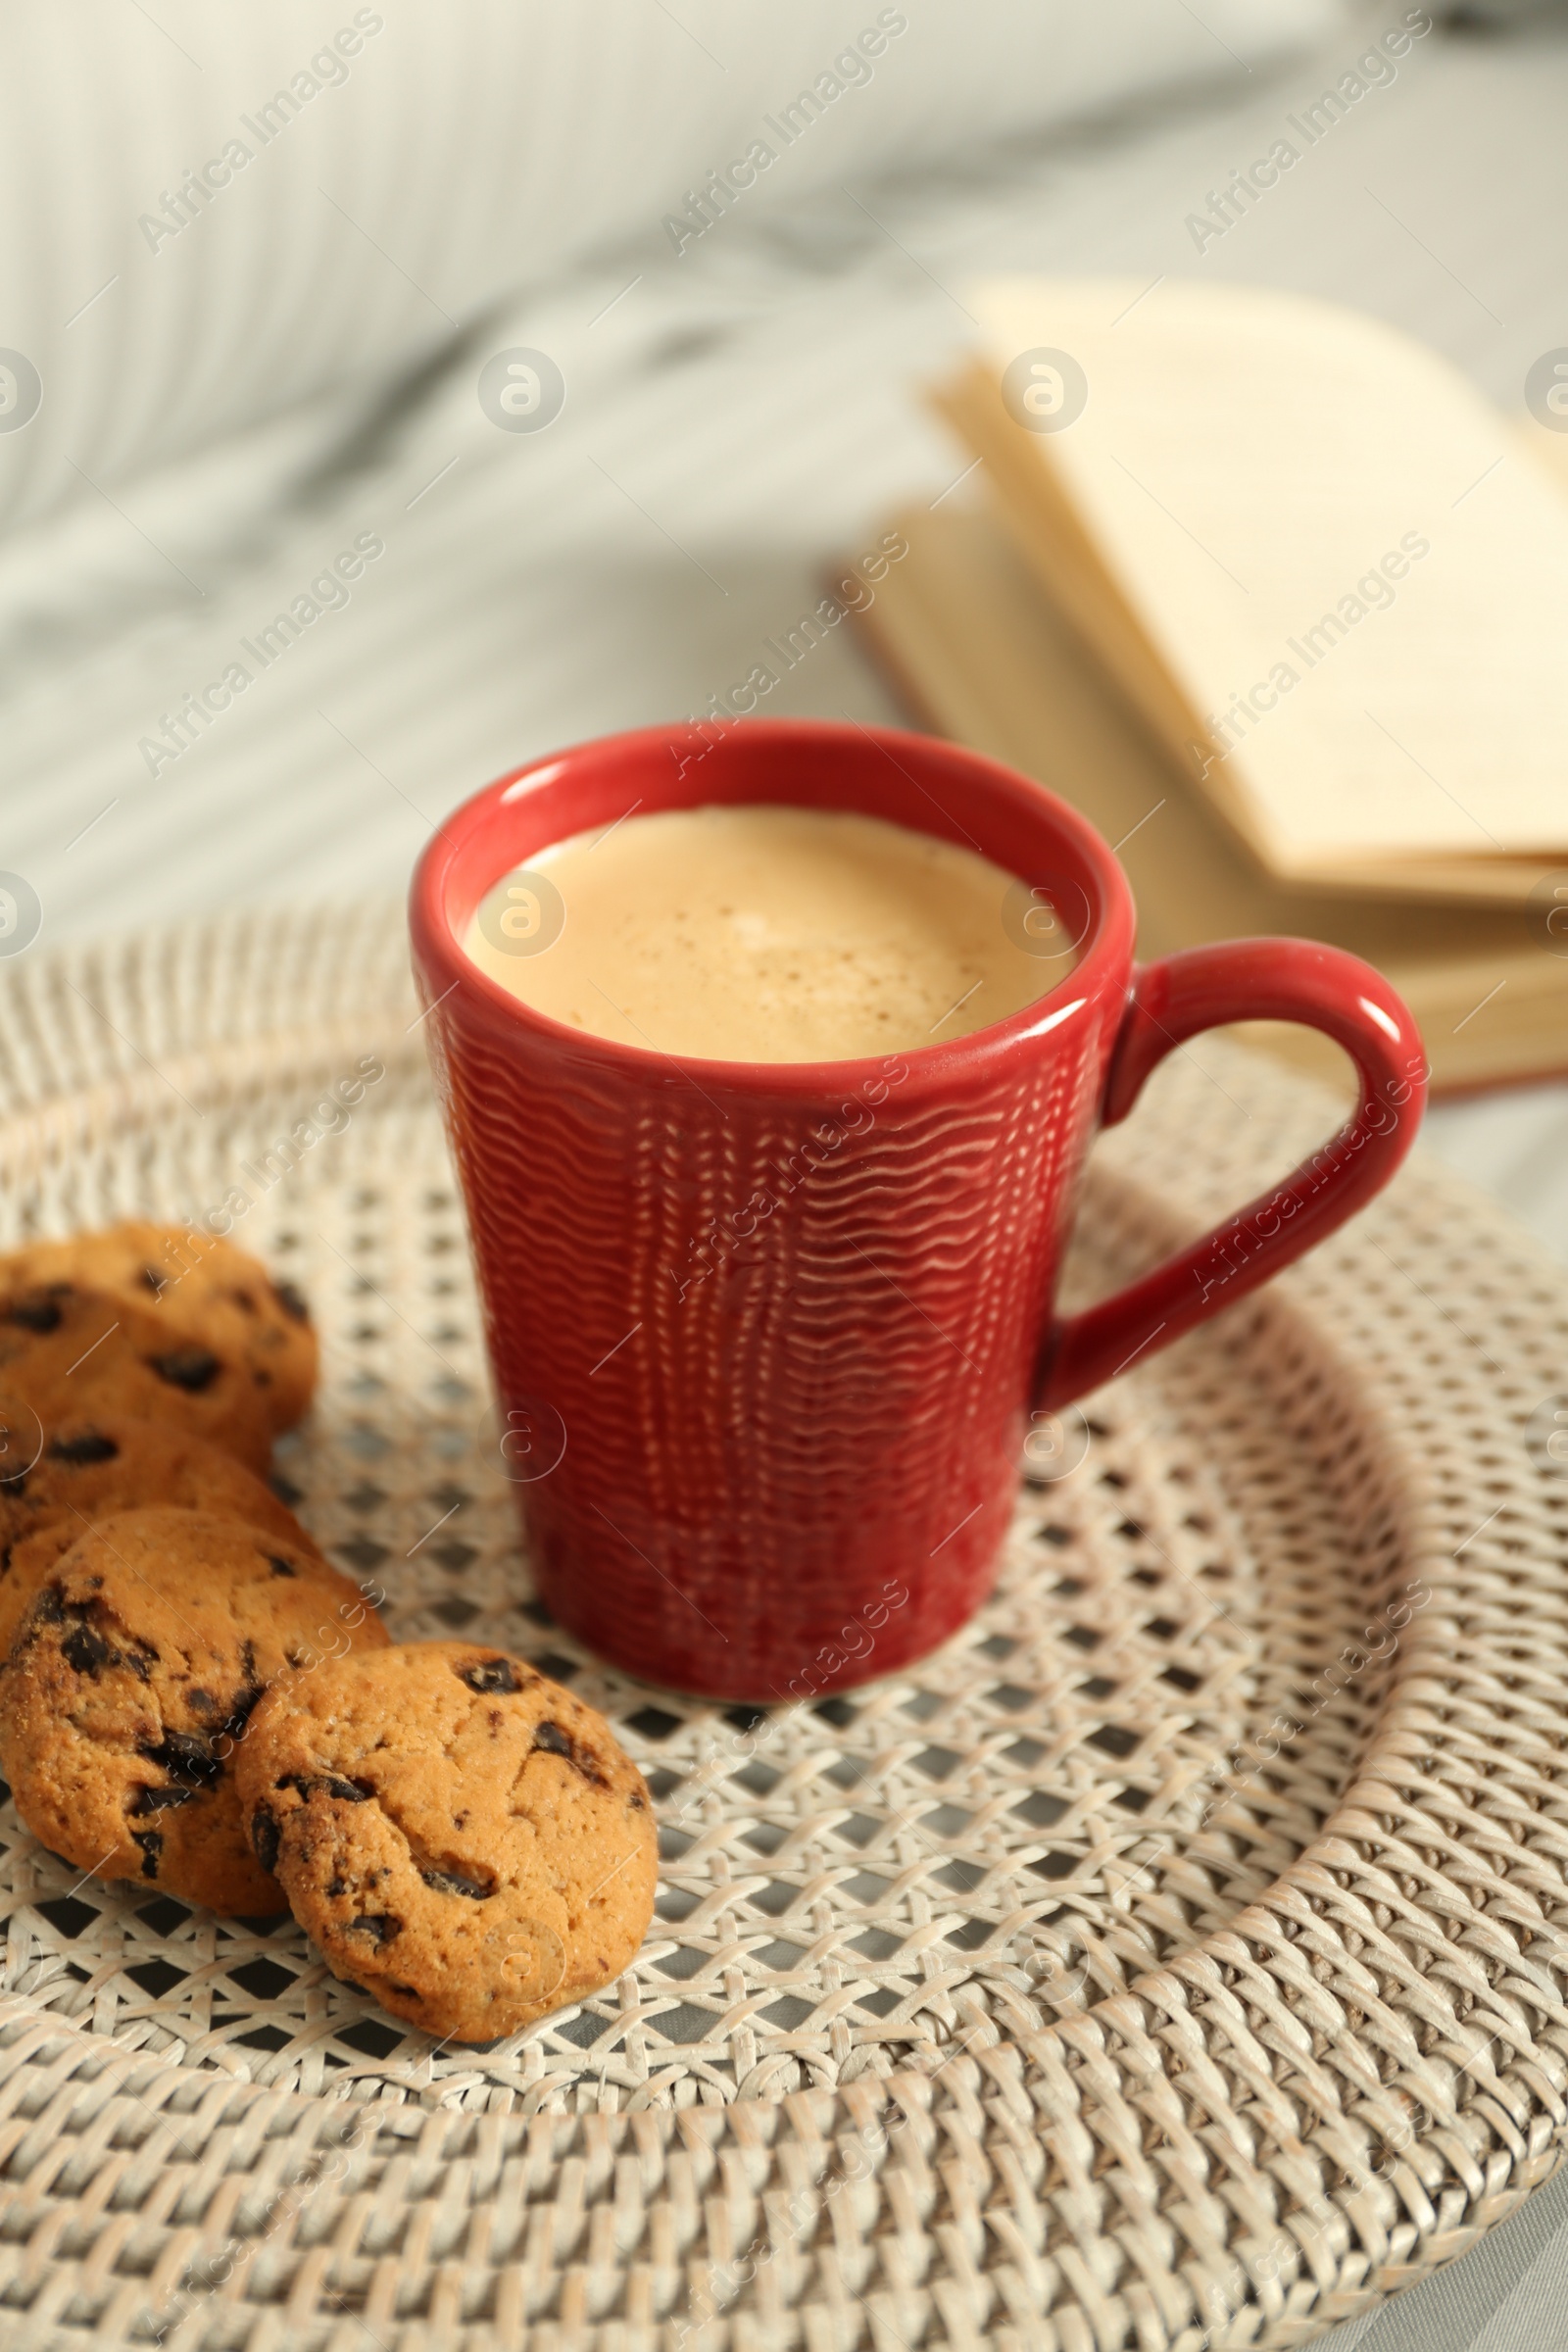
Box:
410;720;1425;1698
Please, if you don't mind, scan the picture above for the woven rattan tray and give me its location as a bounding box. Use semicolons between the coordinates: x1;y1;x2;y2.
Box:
0;902;1564;2352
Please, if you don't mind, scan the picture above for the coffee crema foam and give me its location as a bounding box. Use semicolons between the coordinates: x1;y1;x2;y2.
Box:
465;804;1068;1064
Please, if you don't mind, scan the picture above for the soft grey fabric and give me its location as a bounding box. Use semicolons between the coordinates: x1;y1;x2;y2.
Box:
0;0;1345;531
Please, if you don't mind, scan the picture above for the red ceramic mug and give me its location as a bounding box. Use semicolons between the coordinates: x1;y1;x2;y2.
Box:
410;719;1425;1701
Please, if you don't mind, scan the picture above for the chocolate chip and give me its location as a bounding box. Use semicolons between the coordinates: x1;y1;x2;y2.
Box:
250;1806;280;1873
533;1719;609;1787
139;1266;167;1297
131;1829;164;1879
225;1687;264;1743
0;1470;25;1497
348;1914;402;1945
140;1733;222;1787
273;1281;311;1325
51;1597;155;1682
130;1785;198;1813
63;1622;115;1677
281;1773;372;1803
267;1554;297;1579
419;1867;492;1900
456;1655;520;1695
57;1608;151;1684
228;1288;257;1315
148;1347;220;1393
47;1430;120;1465
6;1294;63;1334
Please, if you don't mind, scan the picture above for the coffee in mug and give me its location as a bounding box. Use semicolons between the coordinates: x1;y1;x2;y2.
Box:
466;804;1073;1063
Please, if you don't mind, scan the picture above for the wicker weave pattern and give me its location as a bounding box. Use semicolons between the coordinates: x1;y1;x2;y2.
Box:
0;903;1563;2350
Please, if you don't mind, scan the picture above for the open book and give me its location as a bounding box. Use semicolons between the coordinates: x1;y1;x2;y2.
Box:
939;279;1568;904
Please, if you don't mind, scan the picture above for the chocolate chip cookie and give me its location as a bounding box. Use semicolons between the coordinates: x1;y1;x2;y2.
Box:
0;1507;390;1914
235;1642;657;2042
0;1401;321;1659
0;1285;273;1471
2;1224;318;1434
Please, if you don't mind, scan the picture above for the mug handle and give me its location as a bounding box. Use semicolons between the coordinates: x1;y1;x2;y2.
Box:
1037;938;1427;1408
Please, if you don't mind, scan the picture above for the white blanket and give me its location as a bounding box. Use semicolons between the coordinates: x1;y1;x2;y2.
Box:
0;0;1342;531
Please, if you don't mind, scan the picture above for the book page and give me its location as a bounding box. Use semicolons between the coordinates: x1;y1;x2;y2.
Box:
972;278;1568;872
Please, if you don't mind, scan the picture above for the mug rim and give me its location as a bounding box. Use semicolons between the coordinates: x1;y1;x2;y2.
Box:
408;717;1137;1093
